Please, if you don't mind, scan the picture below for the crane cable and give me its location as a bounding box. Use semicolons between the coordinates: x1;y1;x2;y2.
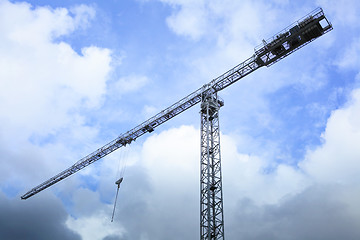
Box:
111;181;121;222
111;146;130;222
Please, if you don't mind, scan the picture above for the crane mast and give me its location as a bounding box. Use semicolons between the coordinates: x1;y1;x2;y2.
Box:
200;92;225;239
21;7;332;240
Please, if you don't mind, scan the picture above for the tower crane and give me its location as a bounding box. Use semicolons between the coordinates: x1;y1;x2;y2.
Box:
21;8;332;240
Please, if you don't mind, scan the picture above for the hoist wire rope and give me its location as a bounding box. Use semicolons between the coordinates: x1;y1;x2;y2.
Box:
119;144;130;177
111;185;120;222
115;147;124;180
111;144;132;222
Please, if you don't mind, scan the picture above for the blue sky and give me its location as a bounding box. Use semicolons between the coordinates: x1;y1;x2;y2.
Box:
1;0;360;239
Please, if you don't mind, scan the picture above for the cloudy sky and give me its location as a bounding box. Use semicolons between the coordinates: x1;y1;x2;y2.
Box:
1;0;360;239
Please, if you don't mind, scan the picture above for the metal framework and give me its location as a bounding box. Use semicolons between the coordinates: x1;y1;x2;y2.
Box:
21;7;332;240
200;91;225;240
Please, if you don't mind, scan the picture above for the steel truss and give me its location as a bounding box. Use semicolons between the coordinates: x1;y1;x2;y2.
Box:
200;91;225;240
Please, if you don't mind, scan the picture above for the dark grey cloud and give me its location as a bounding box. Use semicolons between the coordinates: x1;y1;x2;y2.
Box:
0;192;81;240
226;184;360;240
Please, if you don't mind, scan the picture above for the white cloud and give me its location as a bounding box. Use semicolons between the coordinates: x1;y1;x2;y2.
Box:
70;4;96;29
317;0;360;27
221;134;309;206
101;88;360;239
160;0;279;44
141;105;158;119
67;209;125;240
2;0;359;238
96;124;308;238
164;0;207;40
0;1;112;190
336;37;360;71
141;125;199;194
319;0;360;82
157;0;310;95
114;75;149;94
0;1;110;139
61;84;360;238
300;88;360;184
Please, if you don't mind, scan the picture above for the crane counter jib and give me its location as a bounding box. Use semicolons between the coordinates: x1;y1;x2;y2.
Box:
21;7;332;200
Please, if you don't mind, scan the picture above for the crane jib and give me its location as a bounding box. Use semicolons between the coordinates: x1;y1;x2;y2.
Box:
21;7;332;200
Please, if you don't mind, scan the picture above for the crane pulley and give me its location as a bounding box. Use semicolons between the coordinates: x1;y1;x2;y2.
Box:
21;9;332;238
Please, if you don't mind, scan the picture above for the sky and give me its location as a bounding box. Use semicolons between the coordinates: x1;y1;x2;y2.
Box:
1;0;360;239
